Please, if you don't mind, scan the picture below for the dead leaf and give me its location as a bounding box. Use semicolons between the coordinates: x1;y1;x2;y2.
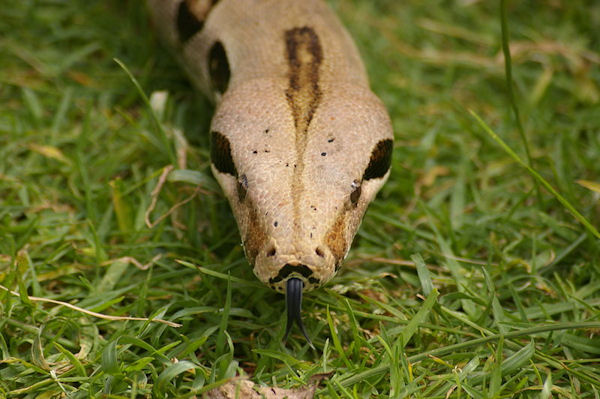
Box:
577;180;600;194
421;166;450;187
28;144;71;165
204;378;318;399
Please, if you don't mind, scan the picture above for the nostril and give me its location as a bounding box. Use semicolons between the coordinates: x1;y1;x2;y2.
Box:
267;247;277;257
315;247;325;258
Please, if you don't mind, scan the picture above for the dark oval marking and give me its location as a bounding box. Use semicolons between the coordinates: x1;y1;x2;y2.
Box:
363;139;393;180
269;263;313;284
177;1;203;43
350;180;362;207
210;131;237;176
177;0;220;43
308;277;320;285
208;41;230;94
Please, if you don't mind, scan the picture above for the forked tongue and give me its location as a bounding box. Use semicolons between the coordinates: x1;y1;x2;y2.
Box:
283;277;315;349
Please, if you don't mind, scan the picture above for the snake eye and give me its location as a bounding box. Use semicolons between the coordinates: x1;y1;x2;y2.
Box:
350;180;361;207
363;139;393;180
237;174;248;201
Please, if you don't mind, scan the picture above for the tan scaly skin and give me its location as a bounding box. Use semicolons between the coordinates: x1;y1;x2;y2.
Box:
147;0;393;345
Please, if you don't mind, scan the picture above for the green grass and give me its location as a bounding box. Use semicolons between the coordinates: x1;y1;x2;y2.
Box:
1;0;600;397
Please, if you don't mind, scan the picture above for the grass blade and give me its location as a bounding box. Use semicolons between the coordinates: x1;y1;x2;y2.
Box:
470;110;600;240
401;289;439;347
499;0;540;201
114;58;175;165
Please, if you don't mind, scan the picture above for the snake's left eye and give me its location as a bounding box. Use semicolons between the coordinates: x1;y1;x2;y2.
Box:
363;139;393;180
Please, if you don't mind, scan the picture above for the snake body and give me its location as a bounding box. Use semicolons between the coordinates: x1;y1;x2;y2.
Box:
148;0;393;342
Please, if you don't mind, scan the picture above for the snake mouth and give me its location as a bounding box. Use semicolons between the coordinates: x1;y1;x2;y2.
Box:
283;277;315;349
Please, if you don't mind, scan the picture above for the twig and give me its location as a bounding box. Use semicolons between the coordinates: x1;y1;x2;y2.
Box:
144;165;203;229
145;165;174;228
101;254;163;271
0;284;181;327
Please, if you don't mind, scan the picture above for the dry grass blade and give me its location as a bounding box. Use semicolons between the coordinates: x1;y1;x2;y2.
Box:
0;284;181;327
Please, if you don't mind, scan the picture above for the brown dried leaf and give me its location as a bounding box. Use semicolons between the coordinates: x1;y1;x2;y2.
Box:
204;378;318;399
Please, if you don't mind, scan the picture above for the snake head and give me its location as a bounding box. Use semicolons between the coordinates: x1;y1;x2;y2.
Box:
209;82;393;295
283;277;315;349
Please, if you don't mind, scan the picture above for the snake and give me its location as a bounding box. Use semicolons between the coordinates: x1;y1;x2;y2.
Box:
147;0;393;345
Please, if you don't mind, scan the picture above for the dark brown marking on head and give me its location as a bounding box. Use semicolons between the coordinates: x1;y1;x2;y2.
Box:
243;206;267;265
325;213;348;265
269;263;314;284
284;27;324;241
177;0;219;43
210;131;237;176
284;26;323;134
208;41;230;94
363;139;393;180
308;277;320;285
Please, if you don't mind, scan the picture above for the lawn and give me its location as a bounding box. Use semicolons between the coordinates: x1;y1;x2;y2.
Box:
1;0;600;397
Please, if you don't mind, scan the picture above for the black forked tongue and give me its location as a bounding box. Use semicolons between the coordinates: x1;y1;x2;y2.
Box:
283;278;315;349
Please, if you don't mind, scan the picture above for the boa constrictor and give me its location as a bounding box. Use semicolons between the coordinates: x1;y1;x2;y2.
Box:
147;0;393;344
